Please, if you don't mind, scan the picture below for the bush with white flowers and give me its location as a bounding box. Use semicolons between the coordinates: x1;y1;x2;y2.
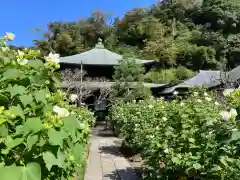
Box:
0;33;95;180
109;90;240;179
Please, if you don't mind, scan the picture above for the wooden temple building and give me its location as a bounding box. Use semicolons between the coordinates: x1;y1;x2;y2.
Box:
58;38;167;112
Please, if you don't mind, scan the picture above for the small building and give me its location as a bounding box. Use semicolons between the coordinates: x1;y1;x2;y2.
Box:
160;70;222;95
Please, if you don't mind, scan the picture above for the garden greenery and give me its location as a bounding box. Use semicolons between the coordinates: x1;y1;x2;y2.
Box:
109;90;240;179
0;33;95;180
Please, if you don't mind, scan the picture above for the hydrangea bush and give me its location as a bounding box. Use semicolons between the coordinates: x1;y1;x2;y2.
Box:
109;90;240;179
0;33;95;180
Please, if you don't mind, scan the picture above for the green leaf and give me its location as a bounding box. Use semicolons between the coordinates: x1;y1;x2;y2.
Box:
28;60;43;69
48;129;68;148
2;69;23;81
34;89;47;104
29;74;45;85
0;163;41;180
6;84;26;98
211;165;222;172
27;135;38;150
23;117;44;136
36;138;45;147
73;143;85;162
20;94;35;107
42;150;66;171
63;115;79;141
0;94;9;104
0;118;7;126
230;131;240;142
0;125;8;137
193;163;202;170
5;136;24;150
63;115;80;132
15;125;24;135
172;156;181;165
9;105;24;119
220;156;229;167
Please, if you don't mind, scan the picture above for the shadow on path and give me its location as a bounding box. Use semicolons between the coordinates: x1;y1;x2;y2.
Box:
104;168;140;180
99;145;123;157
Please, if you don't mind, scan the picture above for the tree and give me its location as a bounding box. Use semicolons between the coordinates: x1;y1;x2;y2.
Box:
60;68;111;105
112;57;151;101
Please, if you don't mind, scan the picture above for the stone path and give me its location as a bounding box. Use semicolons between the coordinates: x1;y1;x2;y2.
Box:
84;122;139;180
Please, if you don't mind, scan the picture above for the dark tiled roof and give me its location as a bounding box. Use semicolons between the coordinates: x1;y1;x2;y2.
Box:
162;70;221;93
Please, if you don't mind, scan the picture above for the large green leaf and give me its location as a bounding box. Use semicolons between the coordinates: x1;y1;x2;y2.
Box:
28;60;43;69
5;136;24;150
6;84;26;98
48;129;68;148
9;105;24;119
2;69;24;81
63;115;79;141
63;115;80;132
29;74;45;85
23;117;44;136
27;135;38;150
0;163;41;180
20;94;35;107
42;150;66;171
73;143;85;162
229;131;240;142
34;89;47;104
0;125;8;137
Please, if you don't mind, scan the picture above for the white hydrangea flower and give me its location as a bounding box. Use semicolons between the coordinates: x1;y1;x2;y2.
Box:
164;148;169;154
17;58;28;65
79;122;85;129
214;101;220;106
173;91;179;95
148;104;153;109
53;106;69;118
232;128;238;132
197;99;202;103
230;108;238;119
17;50;24;57
193;92;198;96
150;135;154;138
204;92;208;96
4;32;15;41
162;117;167;121
223;89;235;97
220;111;231;121
205;97;212;101
45;52;60;64
180;102;185;106
70;94;78;102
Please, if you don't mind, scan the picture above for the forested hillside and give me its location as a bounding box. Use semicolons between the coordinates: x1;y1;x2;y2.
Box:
34;0;240;83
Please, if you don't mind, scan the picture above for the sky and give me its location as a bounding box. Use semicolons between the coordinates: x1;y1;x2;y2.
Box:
1;0;158;47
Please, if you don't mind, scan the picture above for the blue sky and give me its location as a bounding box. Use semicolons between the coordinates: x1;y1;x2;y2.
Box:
1;0;158;46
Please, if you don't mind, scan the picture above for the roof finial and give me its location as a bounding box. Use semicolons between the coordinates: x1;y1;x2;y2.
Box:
95;38;104;49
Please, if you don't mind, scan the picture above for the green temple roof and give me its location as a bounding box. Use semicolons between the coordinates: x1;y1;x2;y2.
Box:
59;38;155;65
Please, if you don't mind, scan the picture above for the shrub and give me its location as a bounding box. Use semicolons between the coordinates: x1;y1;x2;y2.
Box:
112;57;151;101
0;34;95;180
144;67;195;84
109;91;240;179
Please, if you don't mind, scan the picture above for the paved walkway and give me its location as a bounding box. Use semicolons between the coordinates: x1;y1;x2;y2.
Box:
84;122;139;180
